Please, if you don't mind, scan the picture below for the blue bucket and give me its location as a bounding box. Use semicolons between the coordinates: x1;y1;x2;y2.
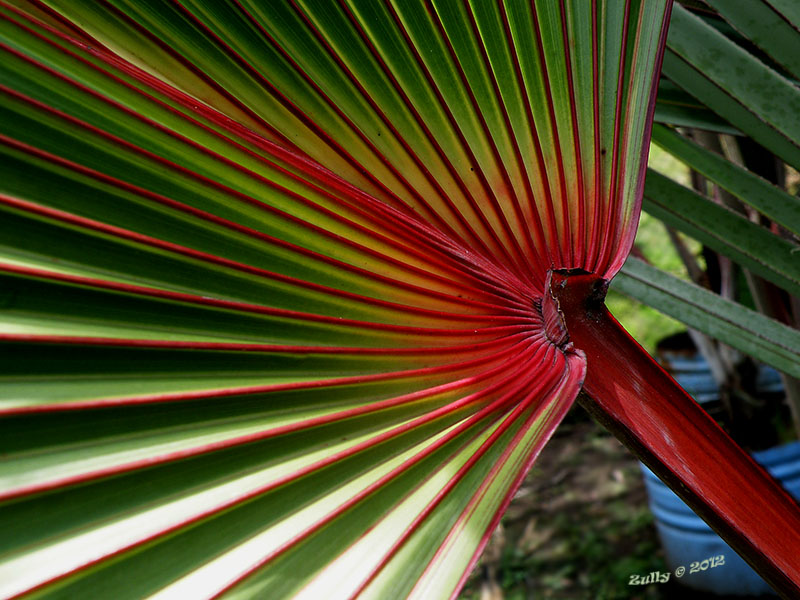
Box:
643;348;797;595
641;442;800;595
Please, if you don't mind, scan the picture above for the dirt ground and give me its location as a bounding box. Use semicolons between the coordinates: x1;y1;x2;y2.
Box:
459;406;776;600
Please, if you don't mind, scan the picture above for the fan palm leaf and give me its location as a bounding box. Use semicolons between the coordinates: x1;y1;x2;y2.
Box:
1;1;799;598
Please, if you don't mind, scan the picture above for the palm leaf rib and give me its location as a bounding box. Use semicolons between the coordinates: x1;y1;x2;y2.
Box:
0;1;700;598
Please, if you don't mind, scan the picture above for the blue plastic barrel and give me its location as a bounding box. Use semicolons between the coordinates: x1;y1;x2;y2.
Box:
641;442;800;595
642;348;797;595
657;349;784;404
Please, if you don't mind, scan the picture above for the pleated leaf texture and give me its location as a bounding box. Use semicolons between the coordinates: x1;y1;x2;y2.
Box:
0;1;670;598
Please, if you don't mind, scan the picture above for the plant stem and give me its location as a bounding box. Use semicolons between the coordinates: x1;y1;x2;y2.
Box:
549;270;800;599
